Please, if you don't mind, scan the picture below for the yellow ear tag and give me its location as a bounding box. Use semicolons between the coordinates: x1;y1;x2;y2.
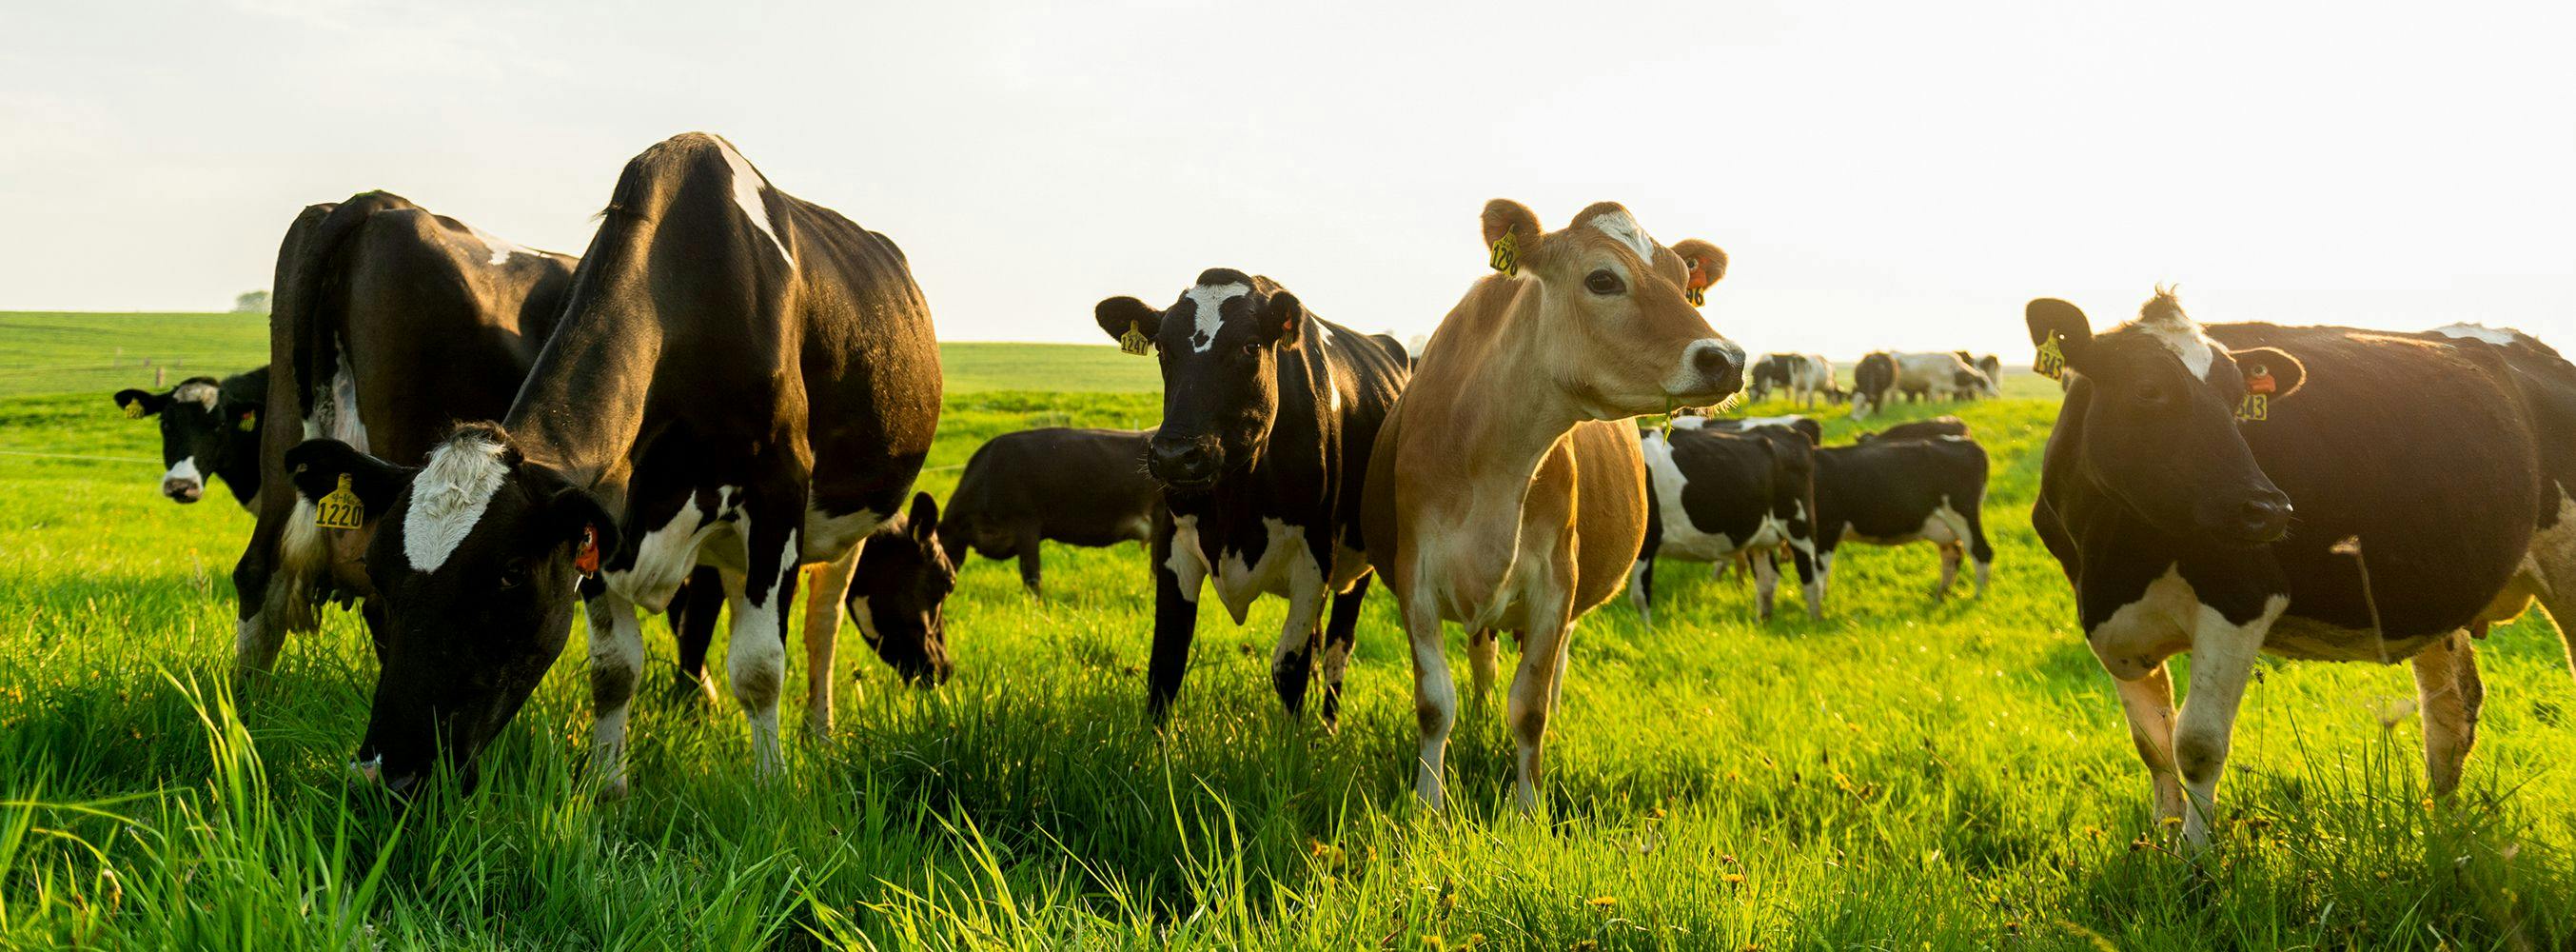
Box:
237;411;258;432
1684;287;1706;307
2237;393;2269;422
124;402;145;419
1488;232;1518;276
2034;336;2067;380
1118;320;1151;357
315;474;364;529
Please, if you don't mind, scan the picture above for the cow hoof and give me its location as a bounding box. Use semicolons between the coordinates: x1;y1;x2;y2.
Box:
598;777;631;803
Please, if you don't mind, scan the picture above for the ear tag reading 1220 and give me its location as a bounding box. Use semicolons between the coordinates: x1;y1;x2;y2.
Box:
1118;320;1151;356
574;526;601;575
1489;232;1518;276
2034;336;2066;380
315;474;364;529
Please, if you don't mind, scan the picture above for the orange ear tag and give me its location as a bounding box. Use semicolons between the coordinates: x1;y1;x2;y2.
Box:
2246;371;2276;395
575;526;601;575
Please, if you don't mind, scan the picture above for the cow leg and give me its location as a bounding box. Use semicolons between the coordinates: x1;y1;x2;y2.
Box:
2113;664;2186;823
1316;573;1368;733
1627;558;1654;625
1467;626;1498;712
726;512;801;780
2173;598;2285;845
2410;630;2482;797
1508;611;1576;817
668;567;723;704
1147;516;1207;725
1934;544;1963;600
1405;595;1459;809
585;588;647;801
1787;539;1822;621
1015;525;1044;599
1751;549;1780;622
801;543;862;739
1268;547;1328;720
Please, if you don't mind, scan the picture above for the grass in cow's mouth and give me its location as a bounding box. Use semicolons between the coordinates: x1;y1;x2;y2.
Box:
1;325;2570;949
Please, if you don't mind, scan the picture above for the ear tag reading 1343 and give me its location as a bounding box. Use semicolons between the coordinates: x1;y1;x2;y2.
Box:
574;526;601;575
1118;320;1151;356
2238;367;2275;422
1488;232;1518;276
315;474;364;529
2034;336;2066;380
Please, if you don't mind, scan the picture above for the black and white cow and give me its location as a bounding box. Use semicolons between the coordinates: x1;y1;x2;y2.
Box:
1092;270;1409;728
1804;435;1995;610
1974;354;2002;396
665;491;958;695
231;192;578;672
937;426;1160;598
1894;351;1997;403
1632;423;1819;622
115;367;269;507
1747;353;1834;407
1850;352;1897;419
1690;413;1823;447
286;133;943;798
1856;415;1970;444
2027;290;2576;845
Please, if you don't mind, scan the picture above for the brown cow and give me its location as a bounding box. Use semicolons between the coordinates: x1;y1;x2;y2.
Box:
1363;200;1745;812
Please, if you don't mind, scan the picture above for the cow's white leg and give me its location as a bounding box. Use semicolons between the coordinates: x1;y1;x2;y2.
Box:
1751;550;1780;622
1508;610;1575;817
1467;627;1498;711
1973;554;1993;597
2410;630;2482;797
2173;597;2284;845
801;543;863;739
1406;595;1458;809
727;529;800;779
1934;544;1963;600
2113;663;2186;823
1626;560;1653;625
1268;548;1328;719
585;589;646;801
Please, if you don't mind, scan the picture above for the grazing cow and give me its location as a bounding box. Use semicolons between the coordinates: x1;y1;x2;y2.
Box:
231;192;577;672
1894;351;1998;403
1805;436;1995;609
1363;199;1744;812
1856;415;1971;443
286;133;941;798
1747;353;1835;407
938;426;1160;597
115;367;270;507
1693;413;1823;446
1850;352;1897;419
1632;423;1819;623
1975;354;2002;395
1091;271;1409;729
664;492;958;693
2028;289;2576;845
1746;355;1793;403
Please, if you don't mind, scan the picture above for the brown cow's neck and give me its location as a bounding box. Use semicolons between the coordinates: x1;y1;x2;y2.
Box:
1414;288;1591;507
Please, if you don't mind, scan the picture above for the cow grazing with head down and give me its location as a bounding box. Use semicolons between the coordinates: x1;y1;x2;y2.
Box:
937;426;1160;598
232;192;578;673
287;133;942;799
2029;289;2576;845
1747;354;1835;407
1894;351;1997;403
1364;199;1744;812
1092;270;1409;729
1850;352;1897;419
116;368;269;507
1805;435;1995;609
1633;423;1819;623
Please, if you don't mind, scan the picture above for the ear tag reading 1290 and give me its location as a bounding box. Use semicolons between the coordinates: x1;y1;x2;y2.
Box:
2034;336;2066;380
1118;320;1151;356
1488;232;1518;276
315;474;364;529
574;526;601;575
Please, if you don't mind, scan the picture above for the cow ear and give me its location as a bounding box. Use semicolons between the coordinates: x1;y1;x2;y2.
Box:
2226;346;2308;400
541;482;619;566
1670;239;1728;288
1256;290;1304;347
1095;296;1162;352
907;491;939;545
1481;199;1542;274
2025;298;2094;373
285;439;415;513
114;388;167;418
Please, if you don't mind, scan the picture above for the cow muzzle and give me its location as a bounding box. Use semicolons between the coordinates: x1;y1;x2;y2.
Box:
162;478;204;503
1664;339;1747;403
1147;435;1222;488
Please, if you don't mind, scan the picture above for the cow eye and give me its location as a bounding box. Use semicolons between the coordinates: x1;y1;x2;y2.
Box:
1584;269;1622;295
2135;383;2169;406
499;559;531;589
1240;342;1262;358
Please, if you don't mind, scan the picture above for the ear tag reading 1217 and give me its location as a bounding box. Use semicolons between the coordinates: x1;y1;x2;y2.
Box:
1489;232;1518;276
315;474;364;529
2034;336;2066;380
1118;320;1151;356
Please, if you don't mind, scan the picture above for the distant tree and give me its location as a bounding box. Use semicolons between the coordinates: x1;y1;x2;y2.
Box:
233;290;271;314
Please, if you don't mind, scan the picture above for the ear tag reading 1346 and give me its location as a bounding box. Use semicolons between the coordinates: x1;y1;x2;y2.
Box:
2034;336;2066;380
1685;287;1706;307
1118;320;1151;356
315;474;364;529
574;526;601;575
1488;232;1518;276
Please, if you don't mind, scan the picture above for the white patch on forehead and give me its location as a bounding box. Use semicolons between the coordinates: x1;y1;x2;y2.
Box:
718;141;794;267
2139;319;2217;379
1587;209;1658;263
171;381;220;408
1184;282;1249;353
468;227;536;267
2430;323;2520;346
403;436;511;572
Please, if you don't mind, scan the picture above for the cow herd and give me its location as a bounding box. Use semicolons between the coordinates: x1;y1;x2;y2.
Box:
104;131;2576;846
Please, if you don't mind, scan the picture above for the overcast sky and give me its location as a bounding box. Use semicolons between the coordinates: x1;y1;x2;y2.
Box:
4;0;2569;358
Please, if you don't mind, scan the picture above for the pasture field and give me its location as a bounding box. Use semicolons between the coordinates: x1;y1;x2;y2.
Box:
2;316;2573;950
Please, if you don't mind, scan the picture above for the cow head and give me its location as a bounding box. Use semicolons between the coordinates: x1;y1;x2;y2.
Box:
285;423;617;798
1476;200;1744;418
115;371;264;505
849;492;956;686
2026;289;2301;545
1094;269;1308;490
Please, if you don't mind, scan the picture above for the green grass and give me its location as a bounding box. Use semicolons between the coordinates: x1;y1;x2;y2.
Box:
3;316;2574;949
